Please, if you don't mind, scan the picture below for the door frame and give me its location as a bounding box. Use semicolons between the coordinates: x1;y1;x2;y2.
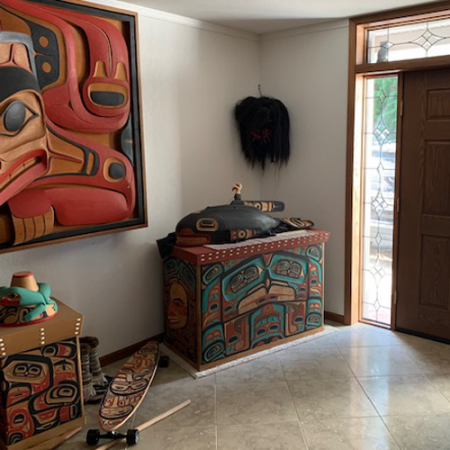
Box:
345;0;450;326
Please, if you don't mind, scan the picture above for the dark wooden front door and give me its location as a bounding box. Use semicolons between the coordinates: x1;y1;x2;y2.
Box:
397;69;450;341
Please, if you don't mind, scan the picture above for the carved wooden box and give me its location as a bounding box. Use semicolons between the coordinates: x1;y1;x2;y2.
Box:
163;230;330;370
0;301;84;450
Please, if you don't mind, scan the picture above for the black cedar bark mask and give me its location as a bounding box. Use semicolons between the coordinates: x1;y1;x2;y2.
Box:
234;96;290;170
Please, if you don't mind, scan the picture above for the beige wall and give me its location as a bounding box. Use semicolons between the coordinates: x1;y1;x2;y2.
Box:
260;21;350;315
0;3;261;356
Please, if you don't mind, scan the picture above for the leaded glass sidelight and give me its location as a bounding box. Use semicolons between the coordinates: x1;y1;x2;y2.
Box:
367;18;450;63
361;76;398;326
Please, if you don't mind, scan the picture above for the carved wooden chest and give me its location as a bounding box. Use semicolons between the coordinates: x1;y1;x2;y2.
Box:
163;230;330;370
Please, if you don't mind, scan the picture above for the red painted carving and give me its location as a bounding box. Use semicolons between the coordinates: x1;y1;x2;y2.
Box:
0;150;48;207
8;189;52;219
2;0;131;133
7;122;136;226
47;188;130;226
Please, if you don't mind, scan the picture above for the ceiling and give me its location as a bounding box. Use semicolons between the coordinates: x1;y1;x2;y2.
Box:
122;0;439;34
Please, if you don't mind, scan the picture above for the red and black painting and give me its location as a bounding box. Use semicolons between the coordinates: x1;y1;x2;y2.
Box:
0;0;146;253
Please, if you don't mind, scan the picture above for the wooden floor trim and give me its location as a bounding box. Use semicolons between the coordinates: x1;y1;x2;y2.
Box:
100;333;164;367
324;311;346;324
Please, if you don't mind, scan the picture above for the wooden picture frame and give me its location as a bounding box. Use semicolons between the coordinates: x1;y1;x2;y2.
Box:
0;0;147;254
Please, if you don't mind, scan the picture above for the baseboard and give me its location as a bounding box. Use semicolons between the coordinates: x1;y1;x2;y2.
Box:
324;311;346;324
100;333;164;367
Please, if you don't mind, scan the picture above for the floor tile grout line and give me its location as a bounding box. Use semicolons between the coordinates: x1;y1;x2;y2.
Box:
355;373;445;381
217;418;303;428
214;383;218;450
278;338;358;383
277;352;311;450
298;413;382;424
337;349;450;421
335;344;404;449
352;372;422;379
422;373;450;406
298;421;312;450
379;414;403;450
335;345;383;419
378;411;450;418
334;343;359;380
338;346;427;379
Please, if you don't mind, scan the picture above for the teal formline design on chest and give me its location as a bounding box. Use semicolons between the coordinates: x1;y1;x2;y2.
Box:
201;243;324;364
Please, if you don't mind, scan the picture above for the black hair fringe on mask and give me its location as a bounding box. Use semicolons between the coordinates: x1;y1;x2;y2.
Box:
234;96;290;170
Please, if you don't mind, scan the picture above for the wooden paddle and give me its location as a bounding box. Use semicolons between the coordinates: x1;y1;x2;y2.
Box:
95;400;191;450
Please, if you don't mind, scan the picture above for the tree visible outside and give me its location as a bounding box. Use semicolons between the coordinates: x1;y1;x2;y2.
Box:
373;77;398;144
362;75;398;326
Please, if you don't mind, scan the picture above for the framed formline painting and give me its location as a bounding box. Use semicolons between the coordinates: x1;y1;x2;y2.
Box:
0;0;146;254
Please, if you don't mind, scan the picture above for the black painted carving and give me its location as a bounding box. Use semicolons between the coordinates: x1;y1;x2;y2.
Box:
4;101;26;133
91;92;125;107
120;116;134;166
23;19;60;89
0;67;41;103
109;162;126;180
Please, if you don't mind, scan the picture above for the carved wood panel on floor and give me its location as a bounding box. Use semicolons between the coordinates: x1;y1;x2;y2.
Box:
0;0;146;253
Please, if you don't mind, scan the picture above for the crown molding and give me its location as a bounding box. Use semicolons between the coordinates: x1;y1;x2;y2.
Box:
84;0;259;41
261;19;350;42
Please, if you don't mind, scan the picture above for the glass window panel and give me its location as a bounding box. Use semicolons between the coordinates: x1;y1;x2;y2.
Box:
361;76;398;326
363;139;381;170
367;17;450;63
427;38;450;57
388;43;427;62
367;28;389;63
428;18;450;37
368;28;389;48
388;22;427;44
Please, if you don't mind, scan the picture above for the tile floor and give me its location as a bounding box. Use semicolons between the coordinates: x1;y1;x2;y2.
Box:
62;322;450;450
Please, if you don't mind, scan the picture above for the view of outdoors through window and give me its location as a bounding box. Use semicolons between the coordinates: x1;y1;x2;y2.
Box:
361;76;398;326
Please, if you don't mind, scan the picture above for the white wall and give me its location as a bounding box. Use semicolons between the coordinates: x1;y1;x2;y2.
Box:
0;3;261;356
260;21;350;315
